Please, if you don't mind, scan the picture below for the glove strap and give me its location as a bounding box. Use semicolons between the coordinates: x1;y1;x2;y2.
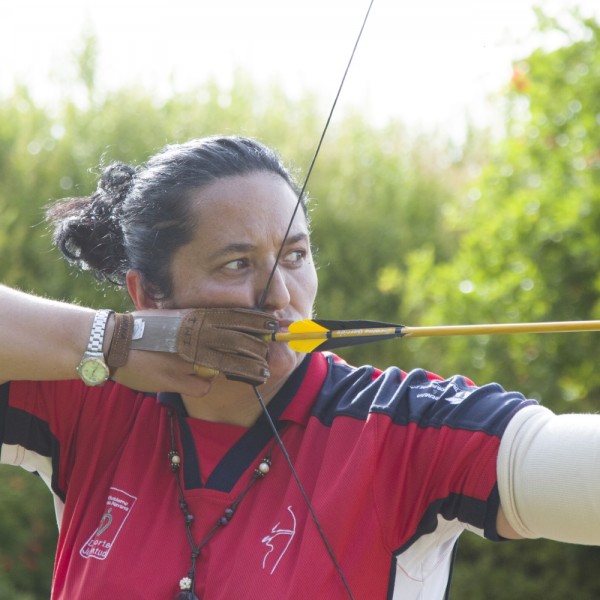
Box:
107;313;135;368
129;315;183;353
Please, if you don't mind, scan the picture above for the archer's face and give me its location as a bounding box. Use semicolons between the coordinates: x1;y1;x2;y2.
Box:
166;171;318;380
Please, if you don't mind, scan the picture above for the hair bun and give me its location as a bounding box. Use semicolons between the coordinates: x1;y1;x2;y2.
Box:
46;161;138;285
98;162;137;207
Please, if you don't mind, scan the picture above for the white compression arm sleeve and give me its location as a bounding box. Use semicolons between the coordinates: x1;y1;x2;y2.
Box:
497;404;600;544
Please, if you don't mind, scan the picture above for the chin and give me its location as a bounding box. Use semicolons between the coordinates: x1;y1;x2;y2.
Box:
267;344;305;382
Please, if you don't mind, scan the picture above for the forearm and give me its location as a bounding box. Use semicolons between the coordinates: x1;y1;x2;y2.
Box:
0;285;97;381
0;284;274;402
497;405;600;545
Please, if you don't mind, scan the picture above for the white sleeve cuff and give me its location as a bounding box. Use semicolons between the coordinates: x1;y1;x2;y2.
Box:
497;404;600;544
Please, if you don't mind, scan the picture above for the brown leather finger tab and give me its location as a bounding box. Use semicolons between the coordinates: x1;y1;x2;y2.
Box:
175;308;273;385
216;308;279;334
225;370;270;386
107;313;135;369
191;332;269;384
219;355;271;386
176;309;208;362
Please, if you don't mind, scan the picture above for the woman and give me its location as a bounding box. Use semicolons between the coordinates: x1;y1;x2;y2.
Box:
1;135;600;599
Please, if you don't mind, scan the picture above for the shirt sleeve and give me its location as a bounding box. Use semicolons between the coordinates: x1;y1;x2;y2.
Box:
0;379;144;504
370;368;536;551
0;380;90;502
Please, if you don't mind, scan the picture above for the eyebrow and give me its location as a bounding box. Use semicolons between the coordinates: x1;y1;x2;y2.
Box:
208;233;310;261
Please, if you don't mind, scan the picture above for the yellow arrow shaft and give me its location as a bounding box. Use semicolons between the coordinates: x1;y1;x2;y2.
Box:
401;320;600;337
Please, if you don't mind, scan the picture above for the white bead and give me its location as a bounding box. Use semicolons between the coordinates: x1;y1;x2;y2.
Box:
179;576;192;590
171;454;181;465
258;461;270;474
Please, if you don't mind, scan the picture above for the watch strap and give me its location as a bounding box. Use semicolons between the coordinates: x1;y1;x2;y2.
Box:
76;309;113;386
87;309;114;353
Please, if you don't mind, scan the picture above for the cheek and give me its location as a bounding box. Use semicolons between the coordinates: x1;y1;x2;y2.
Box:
287;267;317;311
304;263;318;305
168;278;256;309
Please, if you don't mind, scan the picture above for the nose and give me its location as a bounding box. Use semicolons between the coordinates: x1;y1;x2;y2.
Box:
256;265;291;311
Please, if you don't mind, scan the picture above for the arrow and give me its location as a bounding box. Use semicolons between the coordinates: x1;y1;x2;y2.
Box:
269;318;600;353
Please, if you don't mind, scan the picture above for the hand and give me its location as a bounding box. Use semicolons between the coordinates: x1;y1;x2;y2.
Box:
176;308;278;386
112;307;278;394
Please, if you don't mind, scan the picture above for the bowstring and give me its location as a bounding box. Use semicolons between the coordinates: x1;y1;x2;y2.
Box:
253;2;375;598
252;387;355;599
257;0;375;311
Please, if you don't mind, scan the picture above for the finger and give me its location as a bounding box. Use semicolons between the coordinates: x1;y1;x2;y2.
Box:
215;308;279;334
179;329;270;364
218;355;270;385
208;332;270;359
193;364;220;380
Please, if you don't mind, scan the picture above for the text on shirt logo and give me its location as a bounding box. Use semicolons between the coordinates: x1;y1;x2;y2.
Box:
80;487;137;561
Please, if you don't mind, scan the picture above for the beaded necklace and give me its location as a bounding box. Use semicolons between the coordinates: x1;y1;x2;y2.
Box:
168;410;273;600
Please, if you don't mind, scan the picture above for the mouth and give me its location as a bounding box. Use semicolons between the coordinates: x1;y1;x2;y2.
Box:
276;319;294;332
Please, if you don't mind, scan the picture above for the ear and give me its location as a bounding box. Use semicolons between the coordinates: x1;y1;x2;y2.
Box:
126;270;160;309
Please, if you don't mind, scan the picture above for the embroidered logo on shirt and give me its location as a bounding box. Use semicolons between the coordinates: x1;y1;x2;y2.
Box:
261;505;297;575
80;487;137;560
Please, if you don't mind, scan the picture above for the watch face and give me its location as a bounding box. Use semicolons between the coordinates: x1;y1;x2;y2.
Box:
78;357;110;386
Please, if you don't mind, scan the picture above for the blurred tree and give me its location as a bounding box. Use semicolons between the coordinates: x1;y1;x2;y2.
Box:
4;8;599;597
404;11;600;411
0;471;57;600
309;114;472;369
0;32;467;597
394;10;600;599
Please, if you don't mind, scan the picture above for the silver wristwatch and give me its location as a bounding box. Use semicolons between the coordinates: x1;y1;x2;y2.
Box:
76;309;114;386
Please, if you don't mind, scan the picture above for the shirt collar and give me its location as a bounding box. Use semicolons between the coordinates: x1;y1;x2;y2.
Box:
277;352;329;426
157;352;329;427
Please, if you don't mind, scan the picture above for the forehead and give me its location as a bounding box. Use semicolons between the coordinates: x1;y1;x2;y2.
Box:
188;172;309;244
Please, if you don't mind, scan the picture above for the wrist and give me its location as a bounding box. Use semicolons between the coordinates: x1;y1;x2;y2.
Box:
76;309;113;386
106;313;135;370
102;312;116;356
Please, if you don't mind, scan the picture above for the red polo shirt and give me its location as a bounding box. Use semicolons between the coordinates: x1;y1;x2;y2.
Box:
0;353;532;599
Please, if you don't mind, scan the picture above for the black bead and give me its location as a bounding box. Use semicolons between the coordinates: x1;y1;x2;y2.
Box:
185;513;194;524
224;507;234;518
173;592;199;600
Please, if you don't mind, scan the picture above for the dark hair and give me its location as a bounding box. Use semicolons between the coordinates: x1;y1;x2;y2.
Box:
47;136;304;301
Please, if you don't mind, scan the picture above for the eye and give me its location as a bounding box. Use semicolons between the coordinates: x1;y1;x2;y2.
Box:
283;249;307;265
223;258;249;271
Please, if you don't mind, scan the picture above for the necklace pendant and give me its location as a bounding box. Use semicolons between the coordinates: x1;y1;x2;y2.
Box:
175;576;199;600
256;457;271;477
169;450;182;472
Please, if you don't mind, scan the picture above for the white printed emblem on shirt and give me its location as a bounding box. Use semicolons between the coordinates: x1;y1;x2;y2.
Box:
80;487;137;560
261;505;297;575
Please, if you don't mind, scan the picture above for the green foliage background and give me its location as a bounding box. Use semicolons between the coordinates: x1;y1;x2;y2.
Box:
2;12;600;598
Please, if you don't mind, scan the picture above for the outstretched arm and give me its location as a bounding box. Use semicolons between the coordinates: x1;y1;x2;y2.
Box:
496;405;600;544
